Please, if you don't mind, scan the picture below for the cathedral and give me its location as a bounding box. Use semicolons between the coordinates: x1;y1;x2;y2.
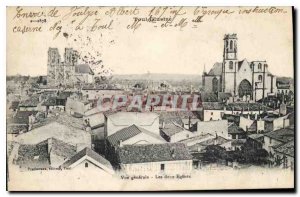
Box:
202;34;277;101
47;48;94;87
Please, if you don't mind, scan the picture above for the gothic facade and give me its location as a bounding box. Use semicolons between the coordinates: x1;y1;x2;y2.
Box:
47;48;94;86
202;34;277;101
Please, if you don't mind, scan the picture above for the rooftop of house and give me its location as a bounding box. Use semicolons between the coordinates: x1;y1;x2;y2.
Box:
179;133;214;144
274;141;294;157
62;147;113;172
117;143;193;164
231;139;247;146
107;124;164;146
16;137;76;168
248;134;264;140
8;111;38;125
82;84;122;90
228;123;246;134
226;103;273;111
160;122;187;137
30;113;84;131
264;128;294;143
202;102;225;110
19;96;40;107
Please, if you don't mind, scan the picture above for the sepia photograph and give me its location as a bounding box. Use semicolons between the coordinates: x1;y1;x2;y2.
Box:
5;5;295;191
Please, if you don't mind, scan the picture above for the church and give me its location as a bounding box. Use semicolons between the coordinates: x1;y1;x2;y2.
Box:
202;34;277;102
47;48;94;87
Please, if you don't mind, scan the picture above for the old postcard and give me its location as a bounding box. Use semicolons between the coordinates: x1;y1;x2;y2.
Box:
6;6;294;191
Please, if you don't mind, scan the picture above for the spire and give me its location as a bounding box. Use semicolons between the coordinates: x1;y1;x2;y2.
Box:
203;64;206;74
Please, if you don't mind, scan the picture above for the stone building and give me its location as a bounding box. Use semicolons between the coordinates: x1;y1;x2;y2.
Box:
47;48;94;86
202;34;277;101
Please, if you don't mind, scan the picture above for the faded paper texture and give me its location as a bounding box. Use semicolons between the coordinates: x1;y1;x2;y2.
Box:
6;6;294;191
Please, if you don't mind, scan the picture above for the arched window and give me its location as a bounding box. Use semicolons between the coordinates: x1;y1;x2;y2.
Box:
258;75;263;81
229;61;233;69
258;63;262;70
226;40;229;48
85;162;88;168
230;40;233;49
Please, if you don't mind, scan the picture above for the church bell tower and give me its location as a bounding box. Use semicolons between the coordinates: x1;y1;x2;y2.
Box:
222;34;238;94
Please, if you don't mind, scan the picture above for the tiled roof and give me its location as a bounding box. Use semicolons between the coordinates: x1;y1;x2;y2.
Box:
231;139;247;146
107;124;164;146
117;143;193;164
248;134;264;140
7;125;28;134
16;137;76;168
274;141;294;157
208;62;222;76
75;64;94;75
264;128;294;143
62;147;113;171
226;103;273;111
49;138;77;159
17;140;50;168
160;122;186;137
31;113;84;130
228;123;246;134
202;102;225;110
222;114;240;124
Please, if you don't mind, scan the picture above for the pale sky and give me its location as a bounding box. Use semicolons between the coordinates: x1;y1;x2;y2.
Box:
7;6;294;77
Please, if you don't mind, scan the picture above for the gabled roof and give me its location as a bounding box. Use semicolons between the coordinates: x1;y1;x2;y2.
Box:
207;62;222;76
107;124;164;146
62;147;114;174
117;143;193;164
75;64;94;75
16;137;76;168
238;59;249;70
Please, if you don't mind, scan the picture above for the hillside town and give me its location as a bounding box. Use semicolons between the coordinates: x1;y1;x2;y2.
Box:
7;34;295;178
